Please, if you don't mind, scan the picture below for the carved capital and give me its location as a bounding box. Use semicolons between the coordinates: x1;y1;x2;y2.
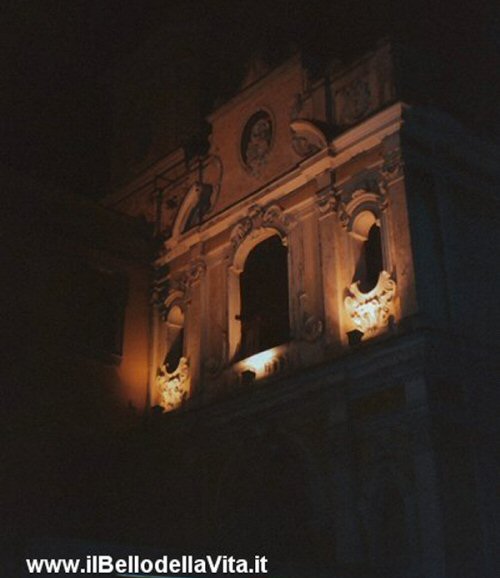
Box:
344;271;396;336
151;268;171;309
182;258;207;288
380;148;404;183
315;187;337;215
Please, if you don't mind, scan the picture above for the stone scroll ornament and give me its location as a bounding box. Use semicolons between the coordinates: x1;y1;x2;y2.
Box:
156;357;190;411
344;271;396;335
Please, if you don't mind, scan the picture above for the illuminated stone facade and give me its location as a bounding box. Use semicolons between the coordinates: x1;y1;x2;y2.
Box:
103;43;499;577
105;45;413;408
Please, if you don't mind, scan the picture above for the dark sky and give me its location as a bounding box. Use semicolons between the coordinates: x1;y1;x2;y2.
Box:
3;0;497;198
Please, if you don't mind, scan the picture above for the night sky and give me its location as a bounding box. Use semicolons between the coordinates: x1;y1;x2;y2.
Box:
3;0;497;198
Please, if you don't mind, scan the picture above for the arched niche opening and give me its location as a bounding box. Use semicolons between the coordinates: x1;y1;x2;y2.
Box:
351;210;384;293
237;235;290;360
164;304;185;373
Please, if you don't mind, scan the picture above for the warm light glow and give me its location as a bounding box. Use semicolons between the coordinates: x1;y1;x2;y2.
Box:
344;270;396;337
238;346;290;381
244;349;276;375
157;357;190;412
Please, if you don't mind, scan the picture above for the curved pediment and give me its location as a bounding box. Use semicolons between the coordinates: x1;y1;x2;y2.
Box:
171;182;215;241
290;119;328;157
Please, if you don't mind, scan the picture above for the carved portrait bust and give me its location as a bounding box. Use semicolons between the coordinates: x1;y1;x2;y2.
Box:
241;110;273;176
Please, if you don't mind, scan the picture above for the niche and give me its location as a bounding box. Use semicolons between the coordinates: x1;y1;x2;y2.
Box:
352;211;384;293
164;305;184;372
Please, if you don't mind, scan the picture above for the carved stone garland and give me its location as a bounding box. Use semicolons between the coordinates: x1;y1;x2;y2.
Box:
156;357;190;411
344;271;396;335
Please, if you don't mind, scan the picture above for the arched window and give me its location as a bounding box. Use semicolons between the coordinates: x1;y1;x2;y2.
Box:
351;210;384;293
164;305;184;372
354;223;384;293
238;235;289;359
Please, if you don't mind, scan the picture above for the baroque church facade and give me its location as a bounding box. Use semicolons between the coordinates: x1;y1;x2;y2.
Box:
4;43;494;578
72;42;497;577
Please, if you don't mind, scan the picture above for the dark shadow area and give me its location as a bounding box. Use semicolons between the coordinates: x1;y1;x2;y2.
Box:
239;235;290;358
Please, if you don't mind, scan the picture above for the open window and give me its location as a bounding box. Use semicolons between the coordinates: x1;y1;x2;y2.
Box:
238;235;290;359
